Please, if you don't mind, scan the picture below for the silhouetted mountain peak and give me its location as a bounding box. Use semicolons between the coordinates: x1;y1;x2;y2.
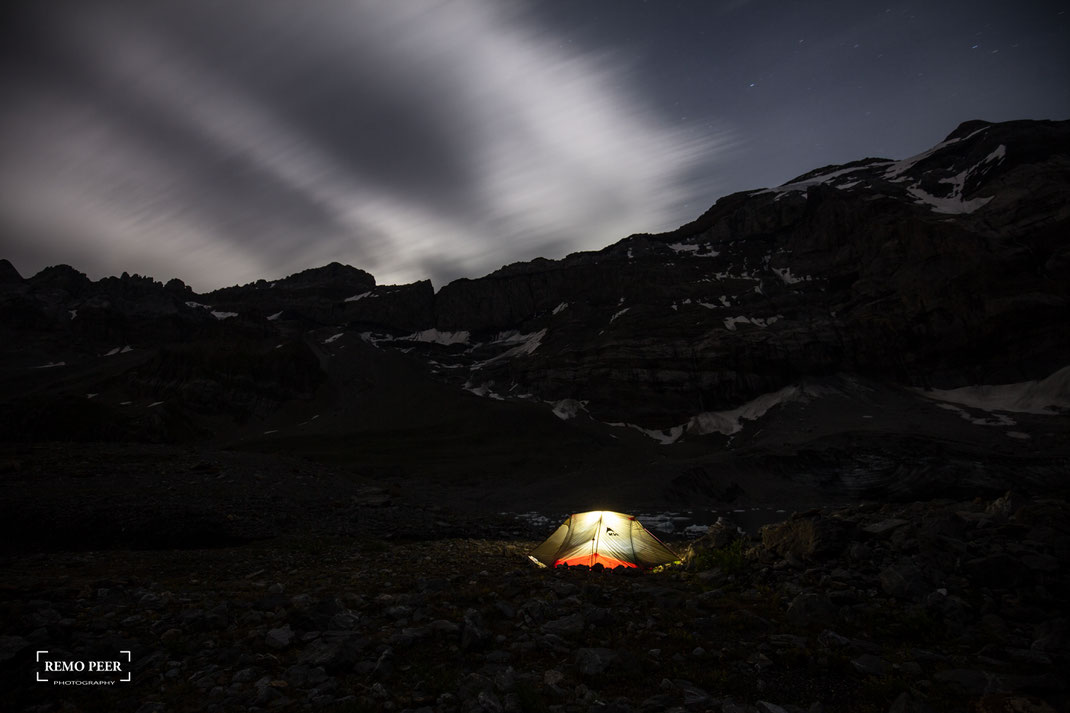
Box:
945;118;993;142
280;262;376;290
28;264;91;293
0;258;22;283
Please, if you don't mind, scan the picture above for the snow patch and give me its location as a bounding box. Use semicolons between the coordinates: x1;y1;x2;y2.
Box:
882;127;986;178
939;169;969;192
712;271;760;282
917;366;1070;415
470;330;547;370
186;301;237;319
345;292;372;302
936;403;1017;427
668;242;719;257
464;382;504;400
771;267;809;285
907;185;993;214
497;329;546;357
763;163;878;196
610;307;629;322
773;187;807;201
552;302;568;315
267;311;283;321
404;329;470;346
148;401;164;408
69;309;77;319
34;361;66;369
687;384;821;436
323;332;344;344
982;144;1006;165
104;345;133;356
900;136;1002;215
359;331;389;347
492;331;536;345
609;422;685;445
724;315;781;330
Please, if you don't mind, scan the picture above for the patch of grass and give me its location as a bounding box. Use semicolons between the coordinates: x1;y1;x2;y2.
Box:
650;559;684;573
691;538;750;575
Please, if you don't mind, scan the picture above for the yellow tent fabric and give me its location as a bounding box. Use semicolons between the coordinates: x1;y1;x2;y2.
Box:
528;510;678;569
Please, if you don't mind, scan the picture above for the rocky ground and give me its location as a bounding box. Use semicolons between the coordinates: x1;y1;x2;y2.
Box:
1;443;1067;713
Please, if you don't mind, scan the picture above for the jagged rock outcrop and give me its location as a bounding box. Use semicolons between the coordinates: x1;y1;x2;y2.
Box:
212;261;375;301
206;262;378;325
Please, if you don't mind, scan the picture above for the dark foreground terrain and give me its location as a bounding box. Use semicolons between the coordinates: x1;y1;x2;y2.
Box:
1;445;1067;713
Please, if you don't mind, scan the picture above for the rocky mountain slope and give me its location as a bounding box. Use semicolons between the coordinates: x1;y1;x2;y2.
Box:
1;118;1068;508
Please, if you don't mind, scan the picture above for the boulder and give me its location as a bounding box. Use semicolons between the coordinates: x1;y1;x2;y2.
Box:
880;560;930;601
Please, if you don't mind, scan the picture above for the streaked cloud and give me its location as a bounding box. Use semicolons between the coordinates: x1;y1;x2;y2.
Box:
0;0;735;290
6;0;1065;290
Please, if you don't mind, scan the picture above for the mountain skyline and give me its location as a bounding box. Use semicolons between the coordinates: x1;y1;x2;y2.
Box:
2;1;1068;292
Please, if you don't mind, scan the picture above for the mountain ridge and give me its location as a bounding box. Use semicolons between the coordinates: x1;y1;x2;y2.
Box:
2;118;1068;507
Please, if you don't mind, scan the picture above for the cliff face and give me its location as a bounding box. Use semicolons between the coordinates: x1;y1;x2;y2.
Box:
0;120;1067;472
397;119;1069;426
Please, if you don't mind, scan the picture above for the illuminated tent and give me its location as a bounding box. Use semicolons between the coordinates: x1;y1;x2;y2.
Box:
528;510;679;569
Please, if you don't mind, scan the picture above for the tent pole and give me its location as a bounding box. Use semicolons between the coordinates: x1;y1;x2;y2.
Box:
629;516;639;568
592;511;603;567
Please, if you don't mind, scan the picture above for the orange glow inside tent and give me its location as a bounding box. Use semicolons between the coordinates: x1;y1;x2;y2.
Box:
528;510;679;570
555;553;639;569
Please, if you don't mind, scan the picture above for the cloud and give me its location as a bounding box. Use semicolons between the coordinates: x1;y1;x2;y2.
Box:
0;0;735;290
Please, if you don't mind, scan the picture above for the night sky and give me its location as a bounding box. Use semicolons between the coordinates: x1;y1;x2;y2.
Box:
2;1;1068;292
